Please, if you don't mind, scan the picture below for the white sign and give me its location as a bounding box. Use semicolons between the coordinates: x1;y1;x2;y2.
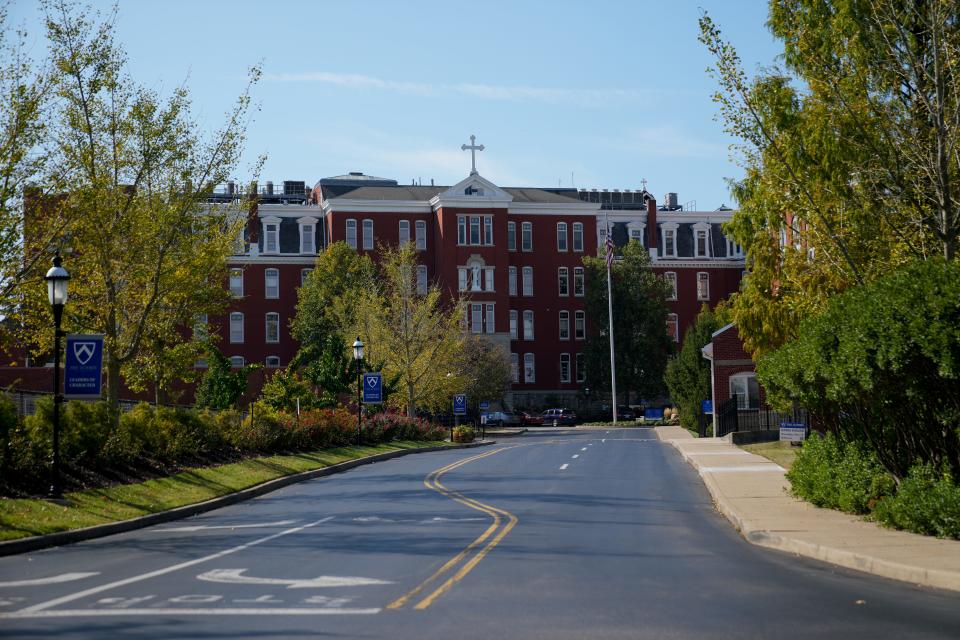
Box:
779;422;807;442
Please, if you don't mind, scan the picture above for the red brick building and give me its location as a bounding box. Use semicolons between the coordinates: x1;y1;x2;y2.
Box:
701;323;766;433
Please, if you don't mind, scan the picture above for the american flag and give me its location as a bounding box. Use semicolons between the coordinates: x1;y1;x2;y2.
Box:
605;233;614;269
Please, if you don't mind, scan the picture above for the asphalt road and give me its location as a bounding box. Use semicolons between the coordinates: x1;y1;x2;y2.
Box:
1;428;958;639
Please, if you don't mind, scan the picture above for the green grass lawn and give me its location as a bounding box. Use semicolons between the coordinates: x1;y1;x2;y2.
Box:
0;441;442;542
740;440;800;470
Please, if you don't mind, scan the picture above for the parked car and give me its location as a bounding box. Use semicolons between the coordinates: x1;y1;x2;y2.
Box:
484;411;520;427
518;411;544;426
541;408;578;426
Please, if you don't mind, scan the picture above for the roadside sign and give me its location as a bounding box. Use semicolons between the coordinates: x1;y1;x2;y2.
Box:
64;334;104;399
780;422;807;442
362;372;383;404
453;394;467;416
701;399;713;415
479;401;490;410
480;413;488;425
644;408;664;420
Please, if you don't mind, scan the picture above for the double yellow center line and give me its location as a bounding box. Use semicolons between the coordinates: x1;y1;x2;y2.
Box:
387;446;519;610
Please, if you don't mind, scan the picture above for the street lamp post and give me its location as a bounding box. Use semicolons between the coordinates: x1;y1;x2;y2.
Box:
352;337;364;446
44;254;70;499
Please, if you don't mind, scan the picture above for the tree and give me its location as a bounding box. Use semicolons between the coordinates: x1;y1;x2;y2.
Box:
583;240;673;404
194;345;260;410
699;2;960;355
17;1;259;416
348;243;465;416
259;367;323;413
461;335;512;412
664;305;725;433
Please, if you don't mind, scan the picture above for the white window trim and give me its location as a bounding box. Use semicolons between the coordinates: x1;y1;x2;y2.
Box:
416;265;428;295
558;267;569;296
667;313;679;343
661;222;679;259
346;218;358;249
508;221;516;251
559;310;570;341
265;312;280;343
522;266;534;297
730;373;760;410
574;310;585;340
693;222;712;258
301;268;313;285
573;267;585;297
508;266;517;296
524;353;536;383
362;219;374;251
485;303;495;334
521;222;533;251
557;222;568;252
510;310;518;340
511;353;520;383
560;353;571;383
229;268;244;298
416;220;427;251
261;215;281;254
230;356;245;368
575;353;585;382
523;310;535;341
230;312;244;344
399;220;410;246
471;303;483;334
664;271;678;301
297;216;317;254
266;355;281;368
628;221;646;245
572;222;584;252
697;271;710;301
265;268;279;299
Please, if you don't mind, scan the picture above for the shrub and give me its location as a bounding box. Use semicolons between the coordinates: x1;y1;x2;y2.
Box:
284;408;355;450
873;465;960;539
234;402;288;452
452;426;474;443
22;397;114;466
787;432;894;514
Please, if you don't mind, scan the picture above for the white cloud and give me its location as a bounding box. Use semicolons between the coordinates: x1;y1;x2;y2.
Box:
264;71;665;107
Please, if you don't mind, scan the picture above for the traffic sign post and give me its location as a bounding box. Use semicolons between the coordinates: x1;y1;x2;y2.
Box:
452;394;467;441
64;334;104;399
362;373;383;404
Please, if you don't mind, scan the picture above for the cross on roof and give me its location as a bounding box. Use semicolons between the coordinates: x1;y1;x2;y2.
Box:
461;135;485;175
641;178;648;191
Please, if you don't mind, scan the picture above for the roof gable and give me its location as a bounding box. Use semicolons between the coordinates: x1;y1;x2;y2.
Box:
431;173;513;208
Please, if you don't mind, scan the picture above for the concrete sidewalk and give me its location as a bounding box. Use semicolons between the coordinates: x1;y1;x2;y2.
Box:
655;425;960;593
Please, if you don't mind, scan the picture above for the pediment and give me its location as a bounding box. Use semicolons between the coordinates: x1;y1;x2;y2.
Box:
431;173;513;208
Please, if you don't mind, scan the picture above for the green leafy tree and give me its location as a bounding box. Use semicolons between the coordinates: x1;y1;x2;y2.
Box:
17;1;259;416
461;335;512;412
664;305;725;433
194;346;260;410
260;367;324;413
583;240;673;404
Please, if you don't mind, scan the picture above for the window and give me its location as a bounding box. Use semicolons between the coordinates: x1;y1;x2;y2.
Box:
233;225;246;255
416;220;426;250
559;311;570;340
558;267;569;296
572;222;584;252
521;222;533;251
399;220;410;246
522;266;533;296
524;353;535;383
299;222;315;254
485;304;495;333
576;353;585;382
511;353;519;383
730;373;761;410
508;221;516;251
629;223;645;244
265;312;280;343
266;356;281;368
230;356;245;367
230;312;244;343
362;219;373;250
573;267;585;297
664;272;678;300
508;266;517;296
301;268;313;285
662;225;677;258
229;268;243;297
560;353;571;383
557;222;568;251
193;313;208;341
726;237;743;258
470;216;481;245
416;265;428;295
263;221;279;253
346;219;357;249
265;268;279;299
666;313;679;343
696;228;709;258
458;216;467;245
510;311;518;340
697;272;710;301
575;310;585;340
471;303;483;334
458;267;468;292
484;216;493;245
484;267;495;292
523;310;534;340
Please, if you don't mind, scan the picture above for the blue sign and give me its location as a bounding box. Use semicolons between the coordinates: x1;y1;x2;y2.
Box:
479;401;490;410
702;399;713;415
453;394;467;416
780;422;807;442
362;372;383;404
64;334;104;399
644;408;664;420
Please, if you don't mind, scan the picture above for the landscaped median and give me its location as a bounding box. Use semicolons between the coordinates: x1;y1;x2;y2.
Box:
0;440;484;556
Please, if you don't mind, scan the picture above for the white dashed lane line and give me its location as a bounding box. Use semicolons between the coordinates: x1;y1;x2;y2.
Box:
571;455;579;459
560;464;569;470
581;447;588;451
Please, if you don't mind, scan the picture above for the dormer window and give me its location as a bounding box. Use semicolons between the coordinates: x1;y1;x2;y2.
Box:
726;237;744;258
660;223;678;258
693;222;712;258
261;216;281;254
297;217;317;254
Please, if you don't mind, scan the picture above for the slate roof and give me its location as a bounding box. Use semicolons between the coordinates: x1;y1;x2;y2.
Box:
327;185;587;204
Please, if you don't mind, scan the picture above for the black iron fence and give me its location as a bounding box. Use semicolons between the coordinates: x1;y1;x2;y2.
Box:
714;399;809;438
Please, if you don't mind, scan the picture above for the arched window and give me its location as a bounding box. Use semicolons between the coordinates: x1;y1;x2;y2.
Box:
265;312;280;343
572;222;584;252
557;222;568;251
345;219;357;249
264;268;279;299
362;219;374;250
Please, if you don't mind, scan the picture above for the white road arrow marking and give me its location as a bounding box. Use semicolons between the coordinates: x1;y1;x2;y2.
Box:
156;520;297;533
197;569;392;589
0;573;99;588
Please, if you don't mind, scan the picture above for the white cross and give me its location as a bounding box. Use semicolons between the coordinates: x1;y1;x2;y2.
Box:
641;178;648;192
461;135;485;175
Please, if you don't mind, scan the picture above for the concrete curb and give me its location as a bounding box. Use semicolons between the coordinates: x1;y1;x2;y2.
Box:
0;441;493;558
656;431;960;593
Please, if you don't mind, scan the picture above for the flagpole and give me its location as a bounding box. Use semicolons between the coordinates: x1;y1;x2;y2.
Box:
605;210;618;425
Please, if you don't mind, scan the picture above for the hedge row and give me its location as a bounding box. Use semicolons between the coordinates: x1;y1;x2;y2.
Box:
787;433;960;539
0;395;446;491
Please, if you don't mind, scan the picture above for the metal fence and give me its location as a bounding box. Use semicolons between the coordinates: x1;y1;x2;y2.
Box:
4;389;190;418
714;399;809;438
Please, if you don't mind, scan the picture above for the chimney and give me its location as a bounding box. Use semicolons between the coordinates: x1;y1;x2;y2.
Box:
646;195;658;257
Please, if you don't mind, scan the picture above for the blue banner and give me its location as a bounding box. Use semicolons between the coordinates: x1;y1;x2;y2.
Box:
64;334;104;399
453;394;467;416
701;399;713;415
362;372;383;404
644;408;664;420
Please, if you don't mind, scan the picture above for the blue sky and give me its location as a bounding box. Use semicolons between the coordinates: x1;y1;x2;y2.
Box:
11;0;781;209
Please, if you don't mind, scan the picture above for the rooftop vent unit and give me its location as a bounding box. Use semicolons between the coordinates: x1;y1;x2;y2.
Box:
349;171;363;176
283;180;305;196
664;192;679;210
265;181;274;195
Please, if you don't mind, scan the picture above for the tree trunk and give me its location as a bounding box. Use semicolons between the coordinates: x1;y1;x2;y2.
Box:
407;380;416;418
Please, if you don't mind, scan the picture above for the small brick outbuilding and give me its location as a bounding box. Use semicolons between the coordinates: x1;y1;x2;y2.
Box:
701;323;766;433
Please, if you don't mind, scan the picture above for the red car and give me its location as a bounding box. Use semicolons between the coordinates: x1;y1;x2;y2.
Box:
519;411;544;426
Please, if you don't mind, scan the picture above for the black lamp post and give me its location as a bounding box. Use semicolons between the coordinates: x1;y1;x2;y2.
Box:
44;253;69;498
352;337;364;446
